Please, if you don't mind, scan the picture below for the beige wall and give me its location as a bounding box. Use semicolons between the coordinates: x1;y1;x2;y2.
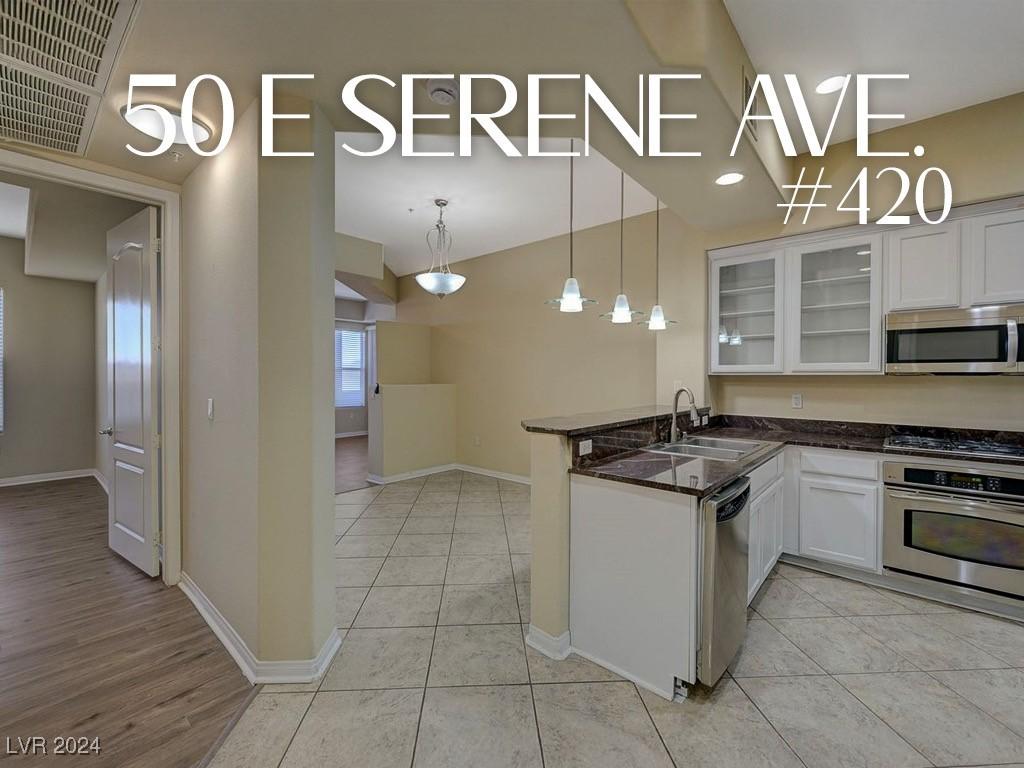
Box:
0;171;145;283
336;232;383;279
0;237;95;479
181;102;261;650
376;384;456;477
705;93;1024;431
376;321;432;384
397;214;664;477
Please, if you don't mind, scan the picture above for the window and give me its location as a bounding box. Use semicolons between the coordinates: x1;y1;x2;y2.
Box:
334;325;365;408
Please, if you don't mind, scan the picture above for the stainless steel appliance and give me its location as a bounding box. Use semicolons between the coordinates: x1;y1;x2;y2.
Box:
883;461;1024;600
885;304;1023;374
884;435;1024;461
699;477;751;685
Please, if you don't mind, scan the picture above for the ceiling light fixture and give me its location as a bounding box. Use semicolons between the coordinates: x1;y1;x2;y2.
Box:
603;171;642;325
715;172;744;186
547;139;595;313
415;199;466;298
120;105;211;145
815;75;848;95
641;201;677;331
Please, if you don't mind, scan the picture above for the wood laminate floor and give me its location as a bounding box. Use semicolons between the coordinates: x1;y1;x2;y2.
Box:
335;435;369;493
0;478;252;767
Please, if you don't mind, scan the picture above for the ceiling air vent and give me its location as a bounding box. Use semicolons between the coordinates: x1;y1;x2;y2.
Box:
0;0;136;154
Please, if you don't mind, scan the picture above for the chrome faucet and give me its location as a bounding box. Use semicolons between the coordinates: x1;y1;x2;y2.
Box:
671;386;700;443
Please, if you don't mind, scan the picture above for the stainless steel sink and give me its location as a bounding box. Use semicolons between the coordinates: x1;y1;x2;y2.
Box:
643;435;769;463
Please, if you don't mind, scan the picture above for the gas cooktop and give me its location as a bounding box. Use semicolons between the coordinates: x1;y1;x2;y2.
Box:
883;434;1024;460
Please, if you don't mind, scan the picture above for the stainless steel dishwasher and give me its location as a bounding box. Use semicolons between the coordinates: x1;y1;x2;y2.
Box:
698;477;751;686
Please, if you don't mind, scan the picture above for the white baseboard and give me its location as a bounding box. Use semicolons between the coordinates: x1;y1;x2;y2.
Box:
454;463;531;485
368;462;531;486
0;468;107;489
526;625;570;660
335;431;368;439
179;572;342;685
368;463;459;485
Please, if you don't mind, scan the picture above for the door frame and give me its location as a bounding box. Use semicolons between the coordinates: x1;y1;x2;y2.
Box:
0;147;182;586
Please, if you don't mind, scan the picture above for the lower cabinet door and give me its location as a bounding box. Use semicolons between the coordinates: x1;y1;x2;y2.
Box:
799;475;878;570
759;477;784;582
747;497;763;605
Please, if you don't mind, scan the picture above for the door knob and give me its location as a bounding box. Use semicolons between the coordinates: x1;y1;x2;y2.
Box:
99;427;113;436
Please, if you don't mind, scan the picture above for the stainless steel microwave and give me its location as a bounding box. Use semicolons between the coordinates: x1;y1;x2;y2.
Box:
885;304;1023;374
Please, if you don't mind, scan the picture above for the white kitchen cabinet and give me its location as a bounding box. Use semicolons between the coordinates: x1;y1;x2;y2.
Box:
747;475;784;605
885;223;961;311
967;208;1024;305
786;234;883;372
709;251;785;373
799;475;878;571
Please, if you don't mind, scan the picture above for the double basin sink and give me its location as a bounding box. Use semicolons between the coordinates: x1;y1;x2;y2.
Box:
643;435;771;463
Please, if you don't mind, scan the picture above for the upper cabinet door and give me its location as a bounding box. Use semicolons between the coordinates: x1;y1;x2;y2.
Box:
885;223;961;311
968;208;1024;306
709;251;785;373
786;234;883;372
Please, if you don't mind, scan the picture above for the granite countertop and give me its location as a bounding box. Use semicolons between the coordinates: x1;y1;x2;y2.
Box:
574;441;785;499
522;405;709;436
561;411;1024;499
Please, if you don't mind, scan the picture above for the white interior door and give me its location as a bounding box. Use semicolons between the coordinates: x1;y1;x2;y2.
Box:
103;207;160;576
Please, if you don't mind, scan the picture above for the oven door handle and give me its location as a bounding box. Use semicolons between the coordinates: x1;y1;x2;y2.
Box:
886;489;1024;523
1008;319;1019;369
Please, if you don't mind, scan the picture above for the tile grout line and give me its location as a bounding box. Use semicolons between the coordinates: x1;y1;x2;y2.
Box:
730;677;812;768
632;682;679;768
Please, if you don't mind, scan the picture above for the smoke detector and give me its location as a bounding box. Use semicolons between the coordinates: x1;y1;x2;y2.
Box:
426;77;459;106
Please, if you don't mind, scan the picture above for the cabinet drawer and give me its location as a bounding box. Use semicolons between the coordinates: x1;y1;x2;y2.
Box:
800;450;878;481
748;454;782;497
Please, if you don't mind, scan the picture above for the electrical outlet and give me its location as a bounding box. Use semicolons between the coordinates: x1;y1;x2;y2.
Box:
579;439;593;456
207;398;215;420
472;435;481;447
791;393;803;409
700;415;709;426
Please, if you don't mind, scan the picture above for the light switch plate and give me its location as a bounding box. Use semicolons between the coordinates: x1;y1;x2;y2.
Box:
579;439;593;456
207;398;215;420
791;393;803;409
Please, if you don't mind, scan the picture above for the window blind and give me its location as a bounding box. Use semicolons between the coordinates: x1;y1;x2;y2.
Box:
334;326;365;408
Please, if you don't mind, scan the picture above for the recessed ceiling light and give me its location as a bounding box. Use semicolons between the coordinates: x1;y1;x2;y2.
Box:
120;105;211;145
815;76;848;95
715;172;744;186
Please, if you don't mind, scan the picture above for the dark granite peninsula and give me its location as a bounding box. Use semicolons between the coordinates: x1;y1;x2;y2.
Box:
522;409;1024;499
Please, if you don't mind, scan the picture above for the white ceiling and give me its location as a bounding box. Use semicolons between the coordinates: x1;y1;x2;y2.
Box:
335;134;657;277
0;181;31;239
334;280;366;302
724;0;1024;153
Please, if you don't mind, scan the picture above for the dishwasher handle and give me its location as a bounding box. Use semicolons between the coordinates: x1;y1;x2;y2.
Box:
709;478;751;523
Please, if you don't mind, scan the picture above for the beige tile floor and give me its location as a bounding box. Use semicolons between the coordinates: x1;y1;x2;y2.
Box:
210;470;1024;768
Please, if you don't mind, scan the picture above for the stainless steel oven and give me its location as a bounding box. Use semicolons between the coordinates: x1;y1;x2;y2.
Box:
885;304;1022;374
883;462;1024;600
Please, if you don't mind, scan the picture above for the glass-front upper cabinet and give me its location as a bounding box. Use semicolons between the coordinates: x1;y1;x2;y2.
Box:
785;234;883;372
709;251;785;373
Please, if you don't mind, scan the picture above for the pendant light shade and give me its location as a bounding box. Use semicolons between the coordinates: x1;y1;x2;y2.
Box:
416;199;466;298
603;171;641;324
548;139;594;312
641;200;677;331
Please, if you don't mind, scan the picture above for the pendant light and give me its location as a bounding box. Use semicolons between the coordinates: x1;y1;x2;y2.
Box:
547;139;595;312
603;171;641;324
641;200;677;331
416;199;466;298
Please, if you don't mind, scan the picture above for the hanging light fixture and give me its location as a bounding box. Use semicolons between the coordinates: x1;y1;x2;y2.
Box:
640;200;677;331
603;171;642;324
415;199;466;298
547;139;595;312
